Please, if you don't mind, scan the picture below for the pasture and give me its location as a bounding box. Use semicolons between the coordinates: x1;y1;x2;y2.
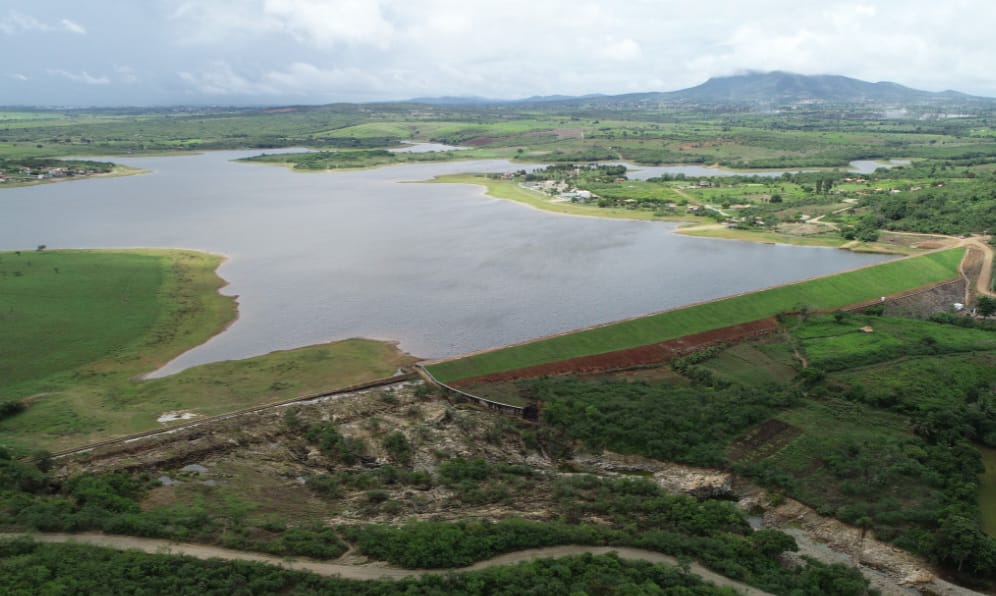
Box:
0;249;412;454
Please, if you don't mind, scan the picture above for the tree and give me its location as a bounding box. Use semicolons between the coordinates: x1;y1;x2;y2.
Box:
382;431;412;466
977;296;996;319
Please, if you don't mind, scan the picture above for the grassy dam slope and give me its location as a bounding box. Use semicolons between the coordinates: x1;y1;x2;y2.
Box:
427;249;965;383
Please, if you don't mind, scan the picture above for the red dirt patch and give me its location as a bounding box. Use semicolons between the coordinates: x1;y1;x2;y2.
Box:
452;318;780;386
553;128;584;140
463;136;500;147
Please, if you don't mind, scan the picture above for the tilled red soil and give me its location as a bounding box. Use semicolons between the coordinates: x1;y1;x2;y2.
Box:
452;318;781;386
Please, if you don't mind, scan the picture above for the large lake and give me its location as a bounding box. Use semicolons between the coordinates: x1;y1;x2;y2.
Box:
0;151;891;376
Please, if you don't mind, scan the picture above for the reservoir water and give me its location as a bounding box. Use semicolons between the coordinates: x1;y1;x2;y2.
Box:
0;151;891;376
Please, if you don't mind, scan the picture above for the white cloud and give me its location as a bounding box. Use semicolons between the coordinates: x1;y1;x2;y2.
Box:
156;0;996;99
9;73;28;81
178;62;260;95
5;0;996;104
59;19;86;35
115;65;138;84
168;0;394;49
262;0;394;49
177;60;391;100
48;69;110;85
168;1;279;43
0;11;85;35
599;39;642;62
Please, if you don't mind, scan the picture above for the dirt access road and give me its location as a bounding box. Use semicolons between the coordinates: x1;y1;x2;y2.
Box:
2;532;769;595
960;236;994;299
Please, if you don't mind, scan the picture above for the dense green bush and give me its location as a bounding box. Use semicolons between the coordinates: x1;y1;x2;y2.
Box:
305;423;367;464
0;400;25;421
0;539;749;595
0;456;348;560
533;378;793;467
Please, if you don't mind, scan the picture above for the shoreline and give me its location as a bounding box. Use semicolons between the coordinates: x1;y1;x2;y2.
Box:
0;164;146;189
429;173;921;254
427;174;698;224
140;250;240;380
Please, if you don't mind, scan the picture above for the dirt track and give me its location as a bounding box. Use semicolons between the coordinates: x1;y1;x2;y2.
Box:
960;237;994;299
2;533;769;595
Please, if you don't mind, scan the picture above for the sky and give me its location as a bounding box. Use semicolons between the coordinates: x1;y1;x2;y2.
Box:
2;0;995;106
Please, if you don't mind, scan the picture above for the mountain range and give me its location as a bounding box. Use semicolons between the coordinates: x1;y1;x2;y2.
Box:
410;71;990;107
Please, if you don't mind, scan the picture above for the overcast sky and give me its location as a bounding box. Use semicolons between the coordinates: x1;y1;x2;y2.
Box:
2;0;994;106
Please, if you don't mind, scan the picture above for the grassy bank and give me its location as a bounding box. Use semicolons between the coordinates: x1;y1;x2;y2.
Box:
429;174;695;222
427;248;964;383
0;249;412;453
0;249;234;391
676;225;931;256
676;224;848;248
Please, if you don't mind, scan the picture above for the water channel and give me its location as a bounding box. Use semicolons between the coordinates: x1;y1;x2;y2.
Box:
0;151;892;376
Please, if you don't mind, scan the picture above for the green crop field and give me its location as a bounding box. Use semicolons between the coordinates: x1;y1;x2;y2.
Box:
795;317;996;372
0;249;233;392
697;341;798;386
427;248;964;382
0;249;412;454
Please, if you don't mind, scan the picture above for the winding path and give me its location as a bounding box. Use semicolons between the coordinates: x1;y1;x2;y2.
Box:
1;533;770;595
961;236;994;299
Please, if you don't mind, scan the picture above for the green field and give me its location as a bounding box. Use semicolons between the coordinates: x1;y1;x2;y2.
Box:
0;249;234;392
0;250;412;454
696;341;798;386
427;248;964;382
797;318;996;373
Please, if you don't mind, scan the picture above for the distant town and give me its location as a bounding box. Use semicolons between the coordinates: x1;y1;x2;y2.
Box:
0;158;114;185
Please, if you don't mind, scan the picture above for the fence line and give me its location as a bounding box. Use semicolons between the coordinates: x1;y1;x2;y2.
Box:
27;373;416;463
415;365;536;419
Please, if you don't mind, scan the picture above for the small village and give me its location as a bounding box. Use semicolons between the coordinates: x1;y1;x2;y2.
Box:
0;159;114;185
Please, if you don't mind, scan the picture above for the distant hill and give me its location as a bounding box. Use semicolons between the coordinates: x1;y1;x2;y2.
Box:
407;96;499;106
409;72;990;108
662;71;973;105
408;93;607;106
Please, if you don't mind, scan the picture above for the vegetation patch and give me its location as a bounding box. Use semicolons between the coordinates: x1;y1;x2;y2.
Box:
0;540;748;595
522;313;996;584
532;378;792;468
727;419;803;464
695;340;799;386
